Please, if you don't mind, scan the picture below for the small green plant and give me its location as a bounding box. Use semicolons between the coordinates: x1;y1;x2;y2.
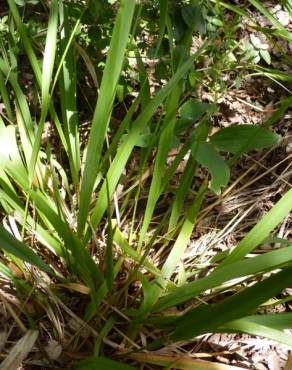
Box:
242;34;271;65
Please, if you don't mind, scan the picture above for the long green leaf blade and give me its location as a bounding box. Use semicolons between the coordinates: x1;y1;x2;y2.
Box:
138;83;182;248
78;0;136;236
221;188;292;266
85;42;209;242
28;0;59;184
172;266;292;341
59;1;81;187
74;356;137;370
155;244;292;311
0;224;51;273
221;318;292;347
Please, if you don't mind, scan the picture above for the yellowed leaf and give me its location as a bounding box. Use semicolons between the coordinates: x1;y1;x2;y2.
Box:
130;353;247;370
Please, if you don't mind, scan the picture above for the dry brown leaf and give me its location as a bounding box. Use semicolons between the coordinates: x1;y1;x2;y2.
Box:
75;43;99;88
0;330;38;370
44;339;62;360
52;283;90;295
130;352;249;370
284;352;292;370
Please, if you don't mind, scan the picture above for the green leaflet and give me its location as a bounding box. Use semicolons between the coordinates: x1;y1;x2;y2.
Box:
181;4;206;34
210;124;279;154
192;142;230;195
176;99;217;133
180;99;216;122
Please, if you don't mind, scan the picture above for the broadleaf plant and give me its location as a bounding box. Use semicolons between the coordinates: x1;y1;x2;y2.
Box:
210;124;279;154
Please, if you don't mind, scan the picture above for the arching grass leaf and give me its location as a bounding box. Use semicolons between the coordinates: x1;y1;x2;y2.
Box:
221;188;292;266
154;244;292;311
78;0;136;236
171;266;292;341
74;357;137;370
0;224;51;273
221;317;292;347
130;352;245;370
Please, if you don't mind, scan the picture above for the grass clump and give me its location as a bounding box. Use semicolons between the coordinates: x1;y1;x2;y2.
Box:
0;0;291;368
